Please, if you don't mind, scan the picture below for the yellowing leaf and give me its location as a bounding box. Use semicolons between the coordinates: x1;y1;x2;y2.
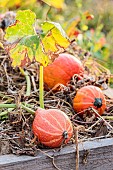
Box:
42;0;64;8
42;21;68;38
42;21;70;51
10;44;29;67
42;35;57;53
5;10;36;43
5;21;35;43
16;10;36;25
9;35;40;67
51;27;70;48
35;44;50;67
5;10;39;67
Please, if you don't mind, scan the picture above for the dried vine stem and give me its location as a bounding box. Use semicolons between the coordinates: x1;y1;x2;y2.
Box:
37;148;61;170
74;126;85;170
74;127;79;170
87;118;101;130
91;107;113;130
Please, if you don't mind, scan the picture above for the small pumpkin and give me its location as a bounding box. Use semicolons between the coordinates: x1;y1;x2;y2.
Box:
73;85;106;116
32;108;73;148
44;53;84;89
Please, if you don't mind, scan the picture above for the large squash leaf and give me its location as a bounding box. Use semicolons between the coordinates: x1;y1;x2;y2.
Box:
5;10;70;67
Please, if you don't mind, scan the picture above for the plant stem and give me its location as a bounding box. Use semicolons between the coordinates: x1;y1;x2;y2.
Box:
25;71;31;96
0;103;35;115
19;68;31;96
91;107;113;130
0;108;14;117
0;104;17;108
39;64;44;108
21;104;35;114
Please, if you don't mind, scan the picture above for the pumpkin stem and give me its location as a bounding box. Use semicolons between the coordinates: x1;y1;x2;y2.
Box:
62;130;68;139
94;98;102;108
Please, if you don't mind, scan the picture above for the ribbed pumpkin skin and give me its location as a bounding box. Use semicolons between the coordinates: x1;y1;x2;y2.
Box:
32;108;73;148
44;53;84;89
73;85;106;115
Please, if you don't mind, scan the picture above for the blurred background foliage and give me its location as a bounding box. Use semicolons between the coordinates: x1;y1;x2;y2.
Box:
0;0;113;74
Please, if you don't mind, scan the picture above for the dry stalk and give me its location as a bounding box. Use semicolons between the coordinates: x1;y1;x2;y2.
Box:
74;125;85;170
37;148;61;170
91;107;113;130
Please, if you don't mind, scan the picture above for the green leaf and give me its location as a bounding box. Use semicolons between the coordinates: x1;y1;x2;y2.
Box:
5;10;36;42
9;35;40;67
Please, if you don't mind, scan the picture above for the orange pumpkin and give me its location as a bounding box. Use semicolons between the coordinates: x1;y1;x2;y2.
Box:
32;108;73;148
44;53;84;89
73;85;106;116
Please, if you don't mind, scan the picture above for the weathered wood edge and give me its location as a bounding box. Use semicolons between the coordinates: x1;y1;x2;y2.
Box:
0;137;113;170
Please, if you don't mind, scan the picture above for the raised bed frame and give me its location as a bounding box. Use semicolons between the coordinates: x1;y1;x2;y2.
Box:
1;137;113;170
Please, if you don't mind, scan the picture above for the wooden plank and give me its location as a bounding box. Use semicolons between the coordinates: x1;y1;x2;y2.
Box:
0;138;113;170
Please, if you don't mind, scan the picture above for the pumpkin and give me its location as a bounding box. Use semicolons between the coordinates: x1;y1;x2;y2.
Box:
32;107;73;148
73;85;106;116
44;53;84;89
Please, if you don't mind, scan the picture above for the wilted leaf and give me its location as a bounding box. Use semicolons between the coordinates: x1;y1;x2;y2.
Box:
42;0;64;8
5;10;36;43
9;35;40;67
